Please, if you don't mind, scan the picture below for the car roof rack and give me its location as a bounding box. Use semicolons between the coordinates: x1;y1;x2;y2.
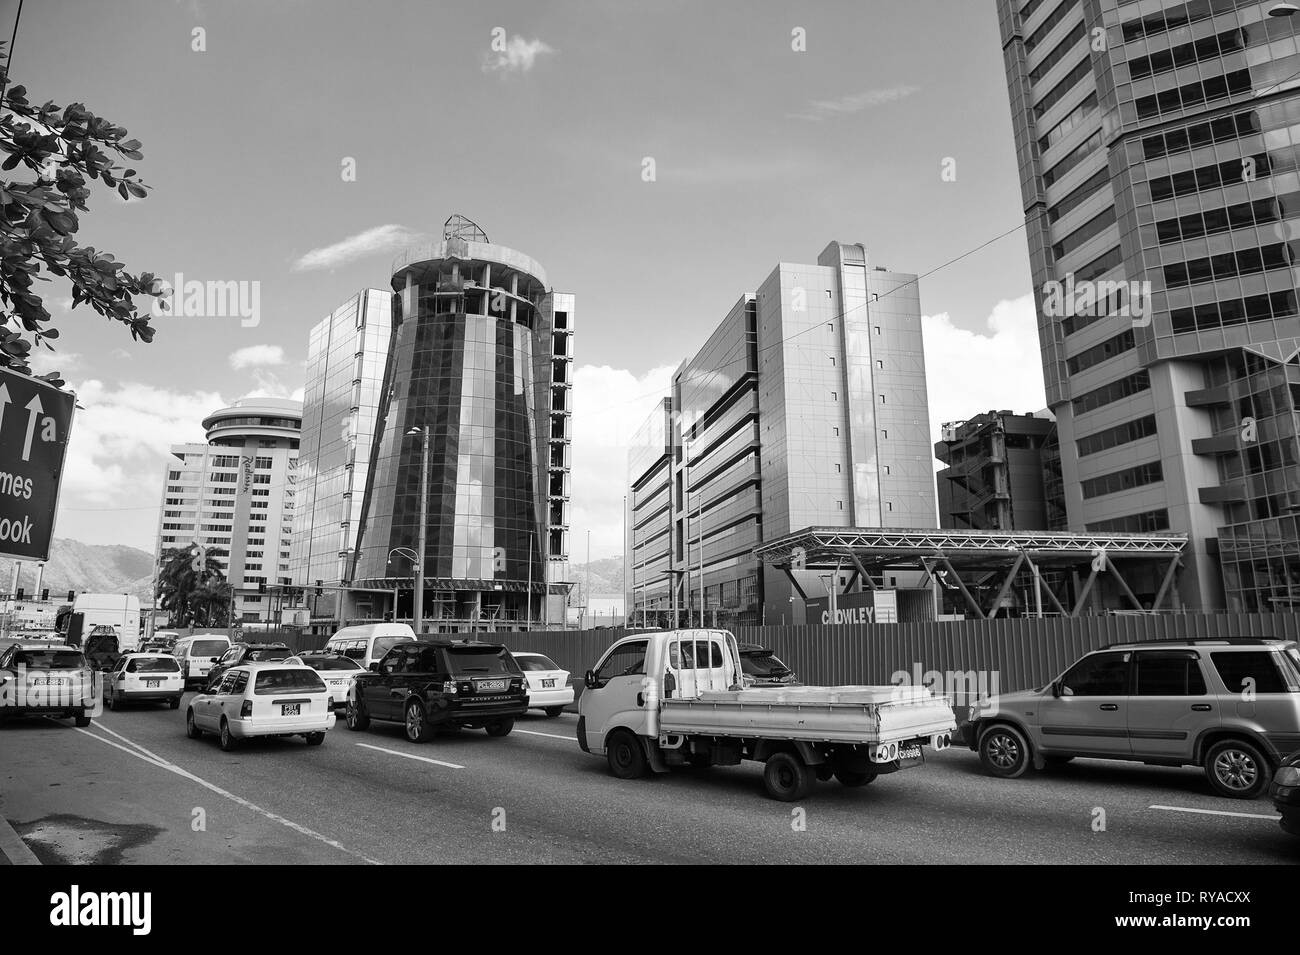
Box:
1100;636;1290;650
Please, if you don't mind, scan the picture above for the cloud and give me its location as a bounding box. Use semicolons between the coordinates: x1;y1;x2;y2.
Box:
922;293;1047;457
292;224;425;272
789;84;921;121
228;344;285;370
25;350;81;376
482;35;555;74
569;363;677;562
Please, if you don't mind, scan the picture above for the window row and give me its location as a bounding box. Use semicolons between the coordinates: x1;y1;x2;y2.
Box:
1081;461;1164;499
1169;290;1298;334
1163;242;1292;290
1076;414;1158;457
1072;370;1150;415
1155;190;1300;245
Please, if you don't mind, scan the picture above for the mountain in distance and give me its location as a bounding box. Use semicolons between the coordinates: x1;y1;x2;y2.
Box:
7;539;155;604
567;556;625;606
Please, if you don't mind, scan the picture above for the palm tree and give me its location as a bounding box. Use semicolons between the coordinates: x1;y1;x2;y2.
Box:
156;545;229;627
188;576;232;628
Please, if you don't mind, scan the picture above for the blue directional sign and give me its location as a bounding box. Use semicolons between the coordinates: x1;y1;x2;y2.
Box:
0;367;76;562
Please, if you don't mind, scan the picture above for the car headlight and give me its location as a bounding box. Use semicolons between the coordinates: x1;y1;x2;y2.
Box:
442;681;457;695
1275;766;1300;787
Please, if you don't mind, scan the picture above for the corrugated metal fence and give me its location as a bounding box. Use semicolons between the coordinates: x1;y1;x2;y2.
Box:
493;613;1300;703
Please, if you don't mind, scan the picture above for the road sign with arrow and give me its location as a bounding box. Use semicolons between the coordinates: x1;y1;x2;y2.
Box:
0;367;76;562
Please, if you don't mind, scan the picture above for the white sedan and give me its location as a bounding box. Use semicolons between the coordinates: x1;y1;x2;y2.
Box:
283;652;366;711
512;652;574;717
185;663;335;751
105;652;185;710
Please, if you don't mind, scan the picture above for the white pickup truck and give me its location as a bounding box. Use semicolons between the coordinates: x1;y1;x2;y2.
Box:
577;629;956;800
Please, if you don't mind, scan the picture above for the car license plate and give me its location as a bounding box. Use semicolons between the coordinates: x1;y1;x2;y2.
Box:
898;745;923;768
477;679;506;692
145;679;160;688
542;678;555;688
281;703;301;716
33;677;66;686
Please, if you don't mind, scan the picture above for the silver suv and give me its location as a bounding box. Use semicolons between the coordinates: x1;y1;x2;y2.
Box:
968;638;1300;799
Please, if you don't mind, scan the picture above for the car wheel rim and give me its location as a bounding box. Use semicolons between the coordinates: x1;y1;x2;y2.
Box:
406;707;421;738
614;743;632;768
776;766;795;790
988;733;1020;769
1214;749;1258;791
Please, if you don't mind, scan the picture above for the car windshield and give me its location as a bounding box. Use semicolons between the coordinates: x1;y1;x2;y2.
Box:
373;635;412;658
741;650;791;678
515;655;559;671
127;657;180;673
15;650;85;669
248;647;290;661
446;646;518;676
303;656;361;671
253;669;327;694
192;640;227;656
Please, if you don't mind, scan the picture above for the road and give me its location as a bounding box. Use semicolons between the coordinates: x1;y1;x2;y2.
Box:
1;696;1298;865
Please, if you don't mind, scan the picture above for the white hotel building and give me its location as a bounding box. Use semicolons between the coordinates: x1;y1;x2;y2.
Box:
153;398;302;622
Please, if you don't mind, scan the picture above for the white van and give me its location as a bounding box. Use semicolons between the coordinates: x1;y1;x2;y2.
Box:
323;624;416;670
173;634;233;687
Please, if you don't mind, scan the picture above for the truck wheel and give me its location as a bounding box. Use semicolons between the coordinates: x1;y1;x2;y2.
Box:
186;709;202;739
485;718;514;737
219;718;237;752
346;699;370;732
978;724;1031;779
544;707;564;718
763;752;813;801
73;712;92;728
168;696;181;710
404;701;434;743
1205;739;1270;799
607;729;649;779
834;769;877;787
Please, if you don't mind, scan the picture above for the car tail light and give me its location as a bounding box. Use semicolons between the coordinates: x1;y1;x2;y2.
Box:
327;697;334;710
1276;766;1300;786
240;701;252;717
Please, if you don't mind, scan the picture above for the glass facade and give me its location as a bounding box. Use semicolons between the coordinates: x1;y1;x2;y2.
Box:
997;0;1300;609
349;229;572;631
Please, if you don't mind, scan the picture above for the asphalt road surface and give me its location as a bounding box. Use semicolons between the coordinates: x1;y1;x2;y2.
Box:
2;695;1298;865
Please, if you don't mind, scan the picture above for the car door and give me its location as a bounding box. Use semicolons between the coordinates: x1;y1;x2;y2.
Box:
1036;651;1132;756
107;657;128;699
211;671;241;727
194;672;232;730
364;648;406;721
1127;650;1214;761
580;639;650;752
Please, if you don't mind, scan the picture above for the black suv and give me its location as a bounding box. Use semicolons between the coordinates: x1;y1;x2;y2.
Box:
203;642;292;690
346;639;528;741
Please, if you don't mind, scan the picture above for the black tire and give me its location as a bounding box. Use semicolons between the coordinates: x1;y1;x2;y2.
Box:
73;712;91;728
168;696;181;710
606;729;649;779
218;718;237;752
404;700;434;743
1204;738;1271;799
305;732;325;747
979;724;1032;779
764;751;813;801
815;764;836;782
544;707;564;718
345;698;370;731
834;769;877;787
485;718;514;738
106;691;118;712
186;709;202;739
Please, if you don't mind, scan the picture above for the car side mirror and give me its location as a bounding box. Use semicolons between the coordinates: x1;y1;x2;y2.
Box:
369;662;380;672
210;657;219;663
1051;681;1061;698
585;669;600;690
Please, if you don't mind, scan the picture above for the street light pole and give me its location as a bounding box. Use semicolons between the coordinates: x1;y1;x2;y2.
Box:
414;426;429;635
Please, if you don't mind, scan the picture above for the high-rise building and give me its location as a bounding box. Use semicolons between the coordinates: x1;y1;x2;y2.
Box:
997;0;1300;609
348;215;573;631
628;241;934;628
289;288;392;629
935;410;1063;531
154;398;302;622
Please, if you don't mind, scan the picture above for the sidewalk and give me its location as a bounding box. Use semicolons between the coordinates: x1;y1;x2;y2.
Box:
0;814;40;865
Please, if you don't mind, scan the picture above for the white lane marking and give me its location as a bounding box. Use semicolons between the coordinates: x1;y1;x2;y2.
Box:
354;742;464;769
1149;804;1281;820
71;727;385;865
514;728;575;742
86;718;173;765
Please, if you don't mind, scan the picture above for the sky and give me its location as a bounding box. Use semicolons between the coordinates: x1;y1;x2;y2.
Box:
6;0;1047;559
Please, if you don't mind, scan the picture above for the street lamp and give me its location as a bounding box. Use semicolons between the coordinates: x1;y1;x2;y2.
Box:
405;426;430;635
387;546;420;624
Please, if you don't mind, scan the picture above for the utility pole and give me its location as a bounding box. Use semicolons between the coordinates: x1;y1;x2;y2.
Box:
526;532;533;631
621;493;627;634
585;529;591;630
410;426;429;636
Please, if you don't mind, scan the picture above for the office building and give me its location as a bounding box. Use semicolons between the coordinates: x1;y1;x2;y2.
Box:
997;0;1300;609
154;398;301;621
289;288;393;629
628;241;934;628
349;215;573;630
936;410;1063;530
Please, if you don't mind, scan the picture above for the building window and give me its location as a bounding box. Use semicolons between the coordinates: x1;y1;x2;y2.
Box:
834;463;842;473
884;465;891;475
886;502;893;511
836;501;844;510
833;427;840;436
878;394;886;404
874;326;881;335
881;429;888;439
875;360;883;368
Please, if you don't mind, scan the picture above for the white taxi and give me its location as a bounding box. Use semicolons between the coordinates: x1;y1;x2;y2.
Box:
185;663;335;751
283;652;366;712
105;653;185;710
511;651;574;717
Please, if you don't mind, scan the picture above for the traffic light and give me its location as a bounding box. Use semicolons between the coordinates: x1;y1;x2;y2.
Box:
315;579;323;597
66;590;75;603
258;579;266;595
15;588;23;600
40;589;49;602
